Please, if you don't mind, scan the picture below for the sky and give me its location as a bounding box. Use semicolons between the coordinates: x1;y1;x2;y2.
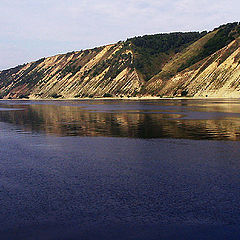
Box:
0;0;239;70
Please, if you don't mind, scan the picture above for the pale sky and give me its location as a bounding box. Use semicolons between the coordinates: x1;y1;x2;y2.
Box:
0;0;239;70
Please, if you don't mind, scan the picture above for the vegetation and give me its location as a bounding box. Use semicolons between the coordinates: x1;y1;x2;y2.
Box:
19;94;30;99
15;70;44;88
177;22;240;72
103;93;112;97
62;65;82;76
51;93;62;98
90;46;133;81
0;64;25;87
128;32;206;80
181;90;188;97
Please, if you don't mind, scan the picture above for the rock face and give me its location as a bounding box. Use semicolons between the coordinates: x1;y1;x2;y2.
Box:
0;22;240;99
148;38;240;98
0;43;144;99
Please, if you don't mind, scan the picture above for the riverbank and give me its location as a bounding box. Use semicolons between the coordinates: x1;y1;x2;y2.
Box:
1;95;239;101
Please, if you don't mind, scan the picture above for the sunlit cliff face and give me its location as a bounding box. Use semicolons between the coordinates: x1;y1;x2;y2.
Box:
0;44;143;100
0;23;239;100
145;37;240;98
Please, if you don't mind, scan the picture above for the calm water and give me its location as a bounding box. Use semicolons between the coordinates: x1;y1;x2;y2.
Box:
0;99;240;239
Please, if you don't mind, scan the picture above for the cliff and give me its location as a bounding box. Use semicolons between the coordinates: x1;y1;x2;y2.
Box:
0;22;239;99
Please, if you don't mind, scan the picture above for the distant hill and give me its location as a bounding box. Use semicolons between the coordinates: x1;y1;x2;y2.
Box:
0;22;239;99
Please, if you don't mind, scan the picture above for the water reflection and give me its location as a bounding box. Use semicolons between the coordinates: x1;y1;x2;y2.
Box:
0;99;240;140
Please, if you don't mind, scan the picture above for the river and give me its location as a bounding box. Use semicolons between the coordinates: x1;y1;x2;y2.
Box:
0;99;239;239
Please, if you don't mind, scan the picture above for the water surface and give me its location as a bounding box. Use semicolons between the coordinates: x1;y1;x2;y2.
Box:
0;99;240;239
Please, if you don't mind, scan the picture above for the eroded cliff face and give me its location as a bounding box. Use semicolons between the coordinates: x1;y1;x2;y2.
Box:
0;43;143;99
147;38;240;98
0;22;239;99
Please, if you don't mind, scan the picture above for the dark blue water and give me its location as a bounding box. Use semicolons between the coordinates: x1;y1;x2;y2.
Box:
0;99;240;239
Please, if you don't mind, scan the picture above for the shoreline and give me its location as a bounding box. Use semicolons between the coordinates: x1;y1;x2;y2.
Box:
0;96;240;101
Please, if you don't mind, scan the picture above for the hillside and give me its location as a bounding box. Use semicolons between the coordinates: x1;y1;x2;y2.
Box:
145;22;240;97
0;22;239;99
